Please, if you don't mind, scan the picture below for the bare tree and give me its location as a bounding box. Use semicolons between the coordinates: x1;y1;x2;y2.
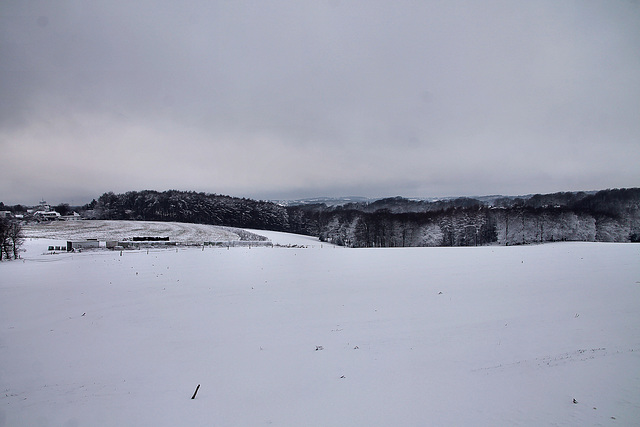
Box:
0;218;24;260
8;220;24;259
0;218;10;260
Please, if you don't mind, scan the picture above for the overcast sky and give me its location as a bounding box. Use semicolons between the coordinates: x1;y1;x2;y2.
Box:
1;0;639;205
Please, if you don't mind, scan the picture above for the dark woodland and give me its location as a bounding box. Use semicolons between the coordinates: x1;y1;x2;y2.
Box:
87;188;640;247
3;188;638;247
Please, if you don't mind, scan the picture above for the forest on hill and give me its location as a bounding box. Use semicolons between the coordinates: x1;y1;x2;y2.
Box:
79;188;640;247
4;188;638;247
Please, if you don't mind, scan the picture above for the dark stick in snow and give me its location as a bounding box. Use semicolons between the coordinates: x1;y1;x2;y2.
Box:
191;384;200;399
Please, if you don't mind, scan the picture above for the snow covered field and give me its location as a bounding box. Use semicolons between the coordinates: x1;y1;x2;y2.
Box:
1;231;639;426
22;220;267;244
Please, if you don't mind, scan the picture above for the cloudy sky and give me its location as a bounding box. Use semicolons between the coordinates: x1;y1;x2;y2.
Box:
1;0;639;205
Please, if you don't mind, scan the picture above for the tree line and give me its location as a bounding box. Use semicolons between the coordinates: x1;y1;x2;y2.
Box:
3;188;638;250
82;188;640;247
91;190;291;231
313;188;640;246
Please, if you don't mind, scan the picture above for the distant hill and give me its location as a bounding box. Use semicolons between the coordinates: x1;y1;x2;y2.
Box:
272;196;374;207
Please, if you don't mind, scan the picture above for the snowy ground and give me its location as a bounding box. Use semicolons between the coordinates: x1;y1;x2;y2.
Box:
1;230;639;426
243;229;330;247
22;220;267;244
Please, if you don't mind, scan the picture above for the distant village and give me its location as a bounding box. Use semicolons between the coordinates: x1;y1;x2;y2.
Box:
1;200;99;257
0;200;83;222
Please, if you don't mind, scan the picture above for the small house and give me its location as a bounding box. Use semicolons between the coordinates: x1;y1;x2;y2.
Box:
34;210;61;220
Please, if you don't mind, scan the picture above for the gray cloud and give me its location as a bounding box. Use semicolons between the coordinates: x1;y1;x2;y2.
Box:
1;0;639;204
